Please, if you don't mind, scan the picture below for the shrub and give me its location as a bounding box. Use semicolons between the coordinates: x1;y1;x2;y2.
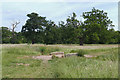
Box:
52;55;58;59
70;50;77;53
40;47;46;55
37;46;60;55
77;49;87;57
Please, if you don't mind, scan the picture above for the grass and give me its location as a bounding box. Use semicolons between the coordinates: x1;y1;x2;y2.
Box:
49;56;118;78
70;49;88;57
77;49;88;57
2;44;118;78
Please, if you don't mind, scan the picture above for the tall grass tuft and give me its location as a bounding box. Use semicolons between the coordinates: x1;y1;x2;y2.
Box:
38;46;60;55
52;55;59;59
49;56;118;78
2;45;118;78
96;51;118;61
39;47;46;55
70;50;78;53
77;49;88;57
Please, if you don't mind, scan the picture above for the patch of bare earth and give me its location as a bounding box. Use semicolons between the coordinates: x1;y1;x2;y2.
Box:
2;44;45;48
2;44;118;49
84;55;97;58
47;44;118;49
32;55;52;61
16;63;30;66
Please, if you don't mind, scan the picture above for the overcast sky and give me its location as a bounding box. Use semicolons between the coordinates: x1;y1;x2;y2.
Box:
1;1;118;32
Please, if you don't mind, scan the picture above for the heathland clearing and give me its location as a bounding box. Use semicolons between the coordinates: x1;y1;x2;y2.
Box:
2;44;118;78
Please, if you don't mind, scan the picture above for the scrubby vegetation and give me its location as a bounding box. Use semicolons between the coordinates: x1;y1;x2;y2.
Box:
77;49;88;57
2;44;118;78
1;4;119;79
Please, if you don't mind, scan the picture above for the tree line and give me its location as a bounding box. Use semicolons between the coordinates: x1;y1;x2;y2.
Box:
1;7;120;45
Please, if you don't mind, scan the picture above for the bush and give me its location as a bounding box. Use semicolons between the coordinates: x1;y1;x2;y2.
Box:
38;46;60;55
70;50;77;53
52;55;58;59
77;49;87;57
40;47;46;55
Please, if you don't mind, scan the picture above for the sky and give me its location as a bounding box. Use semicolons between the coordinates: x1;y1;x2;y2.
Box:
0;1;119;32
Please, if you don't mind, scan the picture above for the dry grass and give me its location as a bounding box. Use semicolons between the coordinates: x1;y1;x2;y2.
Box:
2;44;118;49
1;44;118;78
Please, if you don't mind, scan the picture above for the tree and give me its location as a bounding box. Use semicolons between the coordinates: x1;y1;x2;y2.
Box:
75;22;85;45
44;20;60;44
117;31;120;44
108;29;119;44
21;12;47;44
15;32;27;43
59;21;66;44
82;7;115;44
62;12;80;44
10;21;20;44
1;27;12;43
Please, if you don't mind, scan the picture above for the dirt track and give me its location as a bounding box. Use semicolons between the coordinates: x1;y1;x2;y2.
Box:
1;44;118;50
47;44;118;49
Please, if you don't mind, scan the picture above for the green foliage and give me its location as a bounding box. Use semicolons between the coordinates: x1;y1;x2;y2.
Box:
36;46;60;55
1;27;12;43
77;49;88;57
83;7;115;44
44;20;60;44
39;47;46;55
21;12;47;44
1;27;27;44
52;55;59;59
58;13;81;44
70;49;88;56
2;7;119;44
70;50;78;53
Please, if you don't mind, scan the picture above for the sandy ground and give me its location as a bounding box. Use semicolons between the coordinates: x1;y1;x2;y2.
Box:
32;55;52;61
1;44;118;61
1;44;118;49
47;44;118;49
